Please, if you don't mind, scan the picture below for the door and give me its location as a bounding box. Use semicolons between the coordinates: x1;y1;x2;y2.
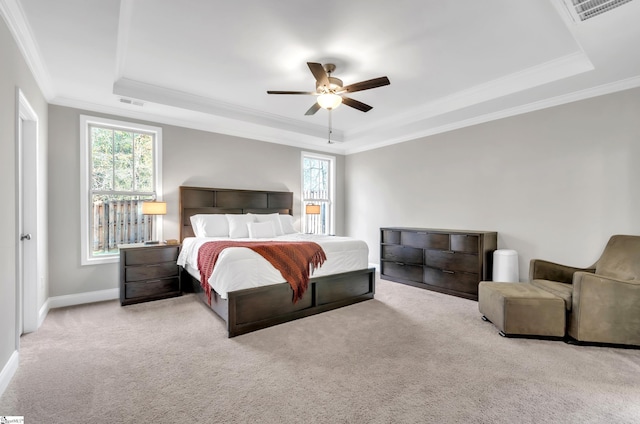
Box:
17;89;38;339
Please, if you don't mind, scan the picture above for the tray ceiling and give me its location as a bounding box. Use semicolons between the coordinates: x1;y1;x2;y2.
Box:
3;0;640;154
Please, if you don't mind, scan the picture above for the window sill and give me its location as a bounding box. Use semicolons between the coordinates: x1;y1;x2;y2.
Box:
81;255;119;266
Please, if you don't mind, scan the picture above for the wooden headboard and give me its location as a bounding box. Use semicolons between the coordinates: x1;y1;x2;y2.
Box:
179;186;294;241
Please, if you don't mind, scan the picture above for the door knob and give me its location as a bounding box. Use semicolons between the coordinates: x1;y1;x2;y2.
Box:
20;233;32;241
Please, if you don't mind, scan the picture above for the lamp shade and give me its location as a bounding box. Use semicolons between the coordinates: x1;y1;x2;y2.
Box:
317;93;342;110
305;204;321;215
141;201;167;215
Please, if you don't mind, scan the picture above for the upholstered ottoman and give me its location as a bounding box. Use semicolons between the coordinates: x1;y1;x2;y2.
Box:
478;281;566;337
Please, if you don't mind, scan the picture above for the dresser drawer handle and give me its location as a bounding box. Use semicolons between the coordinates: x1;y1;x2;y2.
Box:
444;250;455;254
395;262;405;266
442;270;455;274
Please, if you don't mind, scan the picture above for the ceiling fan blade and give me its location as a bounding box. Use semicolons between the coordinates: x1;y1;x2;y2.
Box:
342;76;390;93
304;102;321;115
342;96;373;112
307;62;330;88
267;90;316;95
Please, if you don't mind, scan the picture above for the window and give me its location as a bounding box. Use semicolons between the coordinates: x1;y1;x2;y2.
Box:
301;152;335;235
80;115;162;265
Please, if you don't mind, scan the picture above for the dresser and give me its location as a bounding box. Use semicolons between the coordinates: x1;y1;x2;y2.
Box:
119;243;181;305
380;228;497;300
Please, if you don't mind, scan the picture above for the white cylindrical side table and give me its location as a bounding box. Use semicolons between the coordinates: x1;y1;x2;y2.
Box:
493;249;519;282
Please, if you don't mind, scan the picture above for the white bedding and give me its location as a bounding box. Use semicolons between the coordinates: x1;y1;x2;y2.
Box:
177;233;369;299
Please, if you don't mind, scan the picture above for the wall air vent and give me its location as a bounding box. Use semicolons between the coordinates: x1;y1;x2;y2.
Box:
567;0;636;21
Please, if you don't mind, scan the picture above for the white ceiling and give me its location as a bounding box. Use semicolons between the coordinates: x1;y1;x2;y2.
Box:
3;0;640;154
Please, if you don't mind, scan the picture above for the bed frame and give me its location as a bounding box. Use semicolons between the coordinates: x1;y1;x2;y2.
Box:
179;186;375;337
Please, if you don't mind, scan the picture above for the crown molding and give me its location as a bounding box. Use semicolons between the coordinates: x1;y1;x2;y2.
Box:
111;49;595;153
0;0;55;99
113;77;343;142
347;50;594;142
54;74;640;157
343;75;640;154
50;95;348;155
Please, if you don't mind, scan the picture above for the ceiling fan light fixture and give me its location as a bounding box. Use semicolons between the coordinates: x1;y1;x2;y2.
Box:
267;62;389;115
317;93;342;110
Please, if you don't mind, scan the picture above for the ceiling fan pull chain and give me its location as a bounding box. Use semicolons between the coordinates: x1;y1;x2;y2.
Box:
328;109;333;144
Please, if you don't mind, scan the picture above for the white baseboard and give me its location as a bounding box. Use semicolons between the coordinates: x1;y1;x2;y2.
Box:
47;288;119;310
38;298;50;329
35;289;118;330
0;350;19;399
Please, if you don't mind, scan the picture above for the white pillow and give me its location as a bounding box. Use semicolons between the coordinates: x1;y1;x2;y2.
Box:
190;214;229;237
250;213;284;236
279;214;296;234
247;221;276;239
226;214;255;238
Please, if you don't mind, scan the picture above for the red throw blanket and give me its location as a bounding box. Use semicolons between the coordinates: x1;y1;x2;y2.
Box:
197;241;327;305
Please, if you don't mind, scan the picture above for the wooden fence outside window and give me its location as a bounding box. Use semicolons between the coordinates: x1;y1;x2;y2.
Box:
92;199;153;253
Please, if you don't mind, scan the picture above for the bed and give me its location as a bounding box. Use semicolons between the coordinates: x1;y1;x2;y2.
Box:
178;186;375;337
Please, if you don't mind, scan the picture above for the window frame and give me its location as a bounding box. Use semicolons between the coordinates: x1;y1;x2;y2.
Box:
79;115;163;265
301;151;335;235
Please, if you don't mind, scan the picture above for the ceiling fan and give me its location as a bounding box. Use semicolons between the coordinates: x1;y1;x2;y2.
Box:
267;62;390;115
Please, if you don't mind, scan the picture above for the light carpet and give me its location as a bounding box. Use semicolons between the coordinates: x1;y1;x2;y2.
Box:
1;277;639;423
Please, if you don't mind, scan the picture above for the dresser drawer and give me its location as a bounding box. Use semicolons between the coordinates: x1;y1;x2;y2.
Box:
125;277;180;300
124;247;179;266
402;231;449;250
424;250;478;273
450;234;479;253
382;261;423;283
424;267;479;295
379;227;496;301
125;262;178;282
381;230;401;244
382;245;423;265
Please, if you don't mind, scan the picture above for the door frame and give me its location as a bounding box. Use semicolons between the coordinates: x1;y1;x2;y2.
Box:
16;88;39;343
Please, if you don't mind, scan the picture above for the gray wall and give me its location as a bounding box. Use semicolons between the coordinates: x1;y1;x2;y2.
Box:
345;88;640;280
0;17;48;374
48;105;345;297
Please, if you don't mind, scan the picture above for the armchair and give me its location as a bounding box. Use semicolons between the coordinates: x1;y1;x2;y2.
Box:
530;235;640;346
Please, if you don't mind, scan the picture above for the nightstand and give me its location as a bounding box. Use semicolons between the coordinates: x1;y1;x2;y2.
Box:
119;243;181;305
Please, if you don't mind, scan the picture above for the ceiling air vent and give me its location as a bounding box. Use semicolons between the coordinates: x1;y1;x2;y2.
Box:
119;98;144;107
567;0;636;21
